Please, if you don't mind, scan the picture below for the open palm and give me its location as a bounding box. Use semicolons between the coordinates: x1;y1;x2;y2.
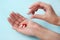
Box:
8;12;41;36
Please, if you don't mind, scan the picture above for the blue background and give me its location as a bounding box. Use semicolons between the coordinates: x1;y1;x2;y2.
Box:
0;0;60;40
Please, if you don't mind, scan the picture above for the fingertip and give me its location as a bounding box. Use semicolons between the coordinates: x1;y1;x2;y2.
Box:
27;12;34;15
27;10;31;15
7;17;10;22
11;11;15;14
12;26;16;30
7;17;12;24
29;5;33;9
10;11;16;16
10;12;15;16
7;17;14;26
27;12;31;15
29;7;31;9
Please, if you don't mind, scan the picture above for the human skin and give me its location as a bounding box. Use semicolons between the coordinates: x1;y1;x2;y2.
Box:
8;12;60;40
28;2;60;26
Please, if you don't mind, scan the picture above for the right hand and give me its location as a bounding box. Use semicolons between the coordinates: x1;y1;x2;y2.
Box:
28;2;60;26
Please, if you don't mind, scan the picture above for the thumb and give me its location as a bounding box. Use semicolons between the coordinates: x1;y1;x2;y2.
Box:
31;14;46;20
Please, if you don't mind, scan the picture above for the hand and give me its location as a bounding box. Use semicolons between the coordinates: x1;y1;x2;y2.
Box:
8;12;60;40
28;2;60;26
8;12;41;36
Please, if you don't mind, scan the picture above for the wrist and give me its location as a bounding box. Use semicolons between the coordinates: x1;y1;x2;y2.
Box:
34;25;60;40
52;17;60;26
34;26;45;40
34;25;49;40
57;17;60;26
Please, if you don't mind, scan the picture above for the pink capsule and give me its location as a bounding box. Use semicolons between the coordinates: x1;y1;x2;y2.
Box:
19;24;27;29
22;24;27;27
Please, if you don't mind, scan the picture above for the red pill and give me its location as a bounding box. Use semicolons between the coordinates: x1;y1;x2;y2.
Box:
22;24;27;27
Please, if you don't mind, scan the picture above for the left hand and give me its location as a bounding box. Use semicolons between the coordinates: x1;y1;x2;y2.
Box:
8;12;42;36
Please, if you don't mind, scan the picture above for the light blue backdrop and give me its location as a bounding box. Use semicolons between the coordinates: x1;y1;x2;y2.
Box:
0;0;60;40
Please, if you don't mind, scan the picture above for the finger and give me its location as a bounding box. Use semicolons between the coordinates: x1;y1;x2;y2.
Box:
14;21;19;25
28;10;35;15
14;13;20;19
13;26;22;32
10;12;16;21
12;24;20;32
28;5;39;15
9;12;20;26
13;24;23;32
8;17;14;26
10;12;22;20
13;13;22;20
16;13;25;20
28;2;40;15
29;2;40;9
31;14;46;20
38;2;51;11
16;13;26;23
12;21;20;30
10;13;23;23
30;2;50;11
10;12;25;23
11;12;18;20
